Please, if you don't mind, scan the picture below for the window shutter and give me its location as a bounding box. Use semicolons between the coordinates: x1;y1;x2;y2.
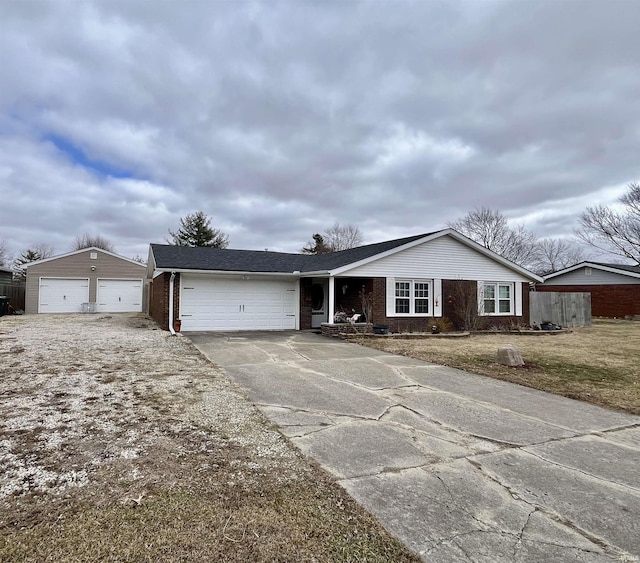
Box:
433;279;442;317
386;278;395;317
477;281;485;316
515;282;523;316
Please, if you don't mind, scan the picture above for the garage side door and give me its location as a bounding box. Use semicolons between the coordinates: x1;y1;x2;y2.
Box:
39;278;89;313
97;279;143;312
180;276;297;331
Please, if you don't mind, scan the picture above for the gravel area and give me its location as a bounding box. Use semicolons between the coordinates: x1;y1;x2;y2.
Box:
0;313;300;508
0;315;308;508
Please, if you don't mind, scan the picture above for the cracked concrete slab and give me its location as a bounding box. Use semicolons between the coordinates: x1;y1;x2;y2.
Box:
258;405;334;437
189;331;640;562
401;366;639;433
225;363;392;418
341;462;611;562
525;435;640;490
304;357;412;389
293;420;434;479
380;406;503;458
398;388;578;446
473;449;640;558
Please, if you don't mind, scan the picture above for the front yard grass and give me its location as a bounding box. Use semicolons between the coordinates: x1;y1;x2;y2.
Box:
353;319;640;415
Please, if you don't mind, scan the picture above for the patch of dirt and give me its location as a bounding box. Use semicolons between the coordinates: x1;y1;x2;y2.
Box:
0;314;417;562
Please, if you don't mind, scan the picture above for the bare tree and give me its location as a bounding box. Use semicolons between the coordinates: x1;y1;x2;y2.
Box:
0;239;9;267
302;223;363;254
575;182;640;264
529;238;585;275
324;223;363;251
73;234;115;253
448;208;538;268
168;211;229;248
12;243;55;281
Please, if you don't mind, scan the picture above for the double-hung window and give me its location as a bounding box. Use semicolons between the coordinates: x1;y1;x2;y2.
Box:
481;282;514;315
394;280;431;315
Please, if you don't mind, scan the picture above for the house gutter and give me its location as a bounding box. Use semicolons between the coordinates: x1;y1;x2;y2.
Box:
168;271;176;335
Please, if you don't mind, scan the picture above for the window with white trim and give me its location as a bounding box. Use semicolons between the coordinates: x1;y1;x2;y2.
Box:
481;282;514;315
394;280;431;315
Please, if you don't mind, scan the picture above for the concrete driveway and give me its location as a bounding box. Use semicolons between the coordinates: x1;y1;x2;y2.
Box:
188;331;640;562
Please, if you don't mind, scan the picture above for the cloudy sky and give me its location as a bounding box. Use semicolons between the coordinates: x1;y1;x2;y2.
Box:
1;0;638;261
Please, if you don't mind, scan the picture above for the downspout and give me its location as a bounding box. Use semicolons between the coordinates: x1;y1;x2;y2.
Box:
328;276;335;324
168;272;176;335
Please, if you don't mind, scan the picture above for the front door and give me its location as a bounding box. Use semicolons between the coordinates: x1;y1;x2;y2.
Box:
311;280;328;328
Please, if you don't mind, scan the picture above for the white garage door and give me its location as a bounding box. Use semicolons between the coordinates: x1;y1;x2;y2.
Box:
97;279;143;312
180;276;297;331
39;278;89;313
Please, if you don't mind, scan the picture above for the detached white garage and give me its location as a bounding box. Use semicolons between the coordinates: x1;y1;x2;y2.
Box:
180;276;297;331
25;248;147;315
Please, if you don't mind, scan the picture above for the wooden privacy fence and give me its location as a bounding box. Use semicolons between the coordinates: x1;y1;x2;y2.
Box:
530;292;591;328
0;283;26;312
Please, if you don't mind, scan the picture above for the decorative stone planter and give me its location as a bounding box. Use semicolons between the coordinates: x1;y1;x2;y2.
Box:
320;322;373;337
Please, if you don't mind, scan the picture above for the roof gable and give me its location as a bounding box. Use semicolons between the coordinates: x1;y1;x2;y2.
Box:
25;247;146;269
544;261;640;281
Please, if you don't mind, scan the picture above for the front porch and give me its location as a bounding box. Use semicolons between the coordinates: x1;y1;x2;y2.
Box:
299;276;374;331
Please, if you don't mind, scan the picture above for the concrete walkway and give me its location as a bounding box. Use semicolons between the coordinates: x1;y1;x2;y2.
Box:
188;331;640;562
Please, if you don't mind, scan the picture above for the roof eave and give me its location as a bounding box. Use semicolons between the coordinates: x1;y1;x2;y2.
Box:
153;267;301;277
544;261;640;281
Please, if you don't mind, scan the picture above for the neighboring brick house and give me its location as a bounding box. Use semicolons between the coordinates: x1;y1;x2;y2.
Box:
539;262;640;318
147;229;542;333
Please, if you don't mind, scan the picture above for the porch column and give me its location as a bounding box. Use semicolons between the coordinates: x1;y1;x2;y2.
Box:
328;276;335;324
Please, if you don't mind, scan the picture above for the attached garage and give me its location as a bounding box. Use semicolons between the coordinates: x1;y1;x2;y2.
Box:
25;247;148;315
39;278;90;313
180;276;297;331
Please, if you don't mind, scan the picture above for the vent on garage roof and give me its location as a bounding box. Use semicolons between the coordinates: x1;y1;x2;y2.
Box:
90;252;98;259
585;267;592;275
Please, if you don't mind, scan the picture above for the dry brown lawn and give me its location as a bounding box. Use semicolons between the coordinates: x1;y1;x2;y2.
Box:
0;314;418;562
352;319;640;415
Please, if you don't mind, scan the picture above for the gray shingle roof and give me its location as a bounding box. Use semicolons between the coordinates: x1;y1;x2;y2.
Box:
590;262;640;274
150;231;438;274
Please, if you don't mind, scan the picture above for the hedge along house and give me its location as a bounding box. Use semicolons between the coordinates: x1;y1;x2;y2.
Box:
540;262;640;318
25;247;147;314
148;229;542;333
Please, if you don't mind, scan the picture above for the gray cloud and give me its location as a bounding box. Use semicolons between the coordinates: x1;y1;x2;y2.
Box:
1;0;638;262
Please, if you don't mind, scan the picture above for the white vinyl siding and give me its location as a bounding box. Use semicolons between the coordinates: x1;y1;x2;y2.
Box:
345;235;527;282
38;278;89;313
180;276;297;331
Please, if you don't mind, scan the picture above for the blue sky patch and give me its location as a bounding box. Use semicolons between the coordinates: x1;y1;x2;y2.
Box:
46;134;134;179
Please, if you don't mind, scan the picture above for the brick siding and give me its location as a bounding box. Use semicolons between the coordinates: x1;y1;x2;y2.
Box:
299;278;313;330
150;272;181;331
536;284;640;318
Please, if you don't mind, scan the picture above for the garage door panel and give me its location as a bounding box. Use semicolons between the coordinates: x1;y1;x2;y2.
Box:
97;280;143;312
180;276;297;331
39;278;90;313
